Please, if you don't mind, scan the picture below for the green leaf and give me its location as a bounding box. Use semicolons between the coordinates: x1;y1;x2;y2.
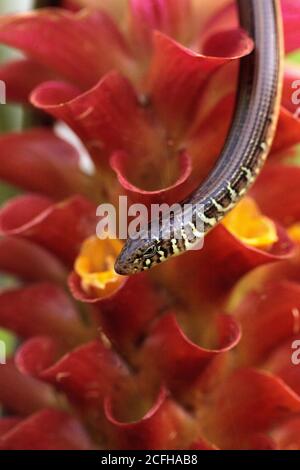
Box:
286;50;300;65
0;181;20;205
0;328;17;359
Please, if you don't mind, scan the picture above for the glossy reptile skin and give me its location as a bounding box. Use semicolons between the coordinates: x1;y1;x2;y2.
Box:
115;0;284;275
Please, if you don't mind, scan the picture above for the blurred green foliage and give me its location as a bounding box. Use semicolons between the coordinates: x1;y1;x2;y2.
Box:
285;51;300;164
0;328;18;359
287;50;300;65
0;2;33;133
0;2;32;362
0;43;23;134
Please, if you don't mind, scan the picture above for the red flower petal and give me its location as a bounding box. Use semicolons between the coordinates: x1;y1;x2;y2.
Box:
0;409;94;450
189;438;218;450
63;0;128;24
141;313;240;395
0;362;57;415
201;27;252;58
41;340;129;408
247;434;277;450
282;65;300;115
69;271;126;303
266;339;300;397
31;73;159;166
281;0;300;53
0;418;21;438
110;150;193;206
32;80;80;104
16;336;63;378
187;88;235;185
205;368;300;449
272;107;300;154
0;194;96;265
105;387;195;450
0;8;132;89
271;417;300;450
70;272;159;354
188;75;298;189
0;129;91;198
0;59;55;103
154;223;294;309
149;30;253;137
199;1;237;42
0;283;89;345
129;0;193;56
251;164;300;226
0;237;66;283
233;280;300;366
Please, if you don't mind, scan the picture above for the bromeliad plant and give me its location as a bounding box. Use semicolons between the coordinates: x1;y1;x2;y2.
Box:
1;0;300;450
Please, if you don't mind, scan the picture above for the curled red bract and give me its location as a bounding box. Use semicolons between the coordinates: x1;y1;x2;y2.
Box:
0;0;300;451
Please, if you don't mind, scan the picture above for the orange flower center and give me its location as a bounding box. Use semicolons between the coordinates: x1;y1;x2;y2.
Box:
288;223;300;243
75;236;124;297
222;197;278;248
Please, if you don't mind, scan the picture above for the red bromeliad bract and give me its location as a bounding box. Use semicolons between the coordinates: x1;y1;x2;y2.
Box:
0;0;300;450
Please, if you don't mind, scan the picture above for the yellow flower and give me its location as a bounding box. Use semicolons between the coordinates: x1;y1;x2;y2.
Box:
223;197;278;249
75;236;124;297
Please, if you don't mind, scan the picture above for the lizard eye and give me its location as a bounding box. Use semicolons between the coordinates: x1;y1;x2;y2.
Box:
143;244;157;259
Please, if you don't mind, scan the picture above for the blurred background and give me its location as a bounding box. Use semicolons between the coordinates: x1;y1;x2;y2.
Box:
0;1;36;359
0;1;32;133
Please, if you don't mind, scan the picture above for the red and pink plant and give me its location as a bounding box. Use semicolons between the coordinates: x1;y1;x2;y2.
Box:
0;0;300;450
